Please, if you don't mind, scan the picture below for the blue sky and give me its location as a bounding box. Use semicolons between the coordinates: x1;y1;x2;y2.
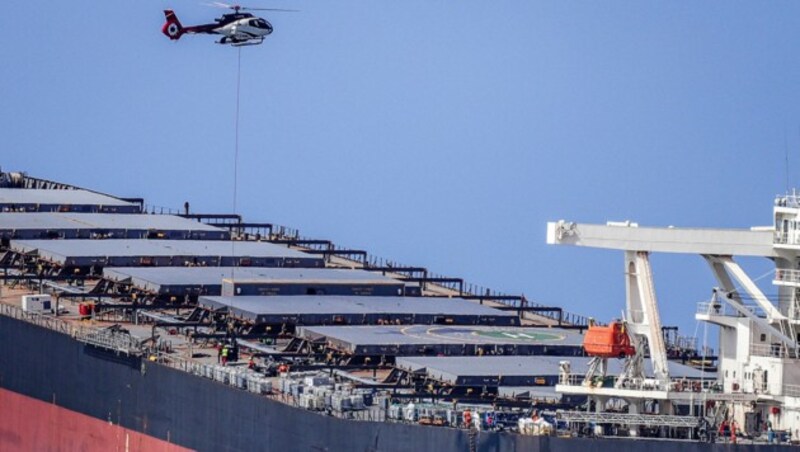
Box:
3;2;800;341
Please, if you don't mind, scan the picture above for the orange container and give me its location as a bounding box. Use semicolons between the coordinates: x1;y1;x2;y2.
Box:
583;321;635;358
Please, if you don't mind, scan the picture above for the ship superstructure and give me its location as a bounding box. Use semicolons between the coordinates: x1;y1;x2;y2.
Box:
547;192;800;441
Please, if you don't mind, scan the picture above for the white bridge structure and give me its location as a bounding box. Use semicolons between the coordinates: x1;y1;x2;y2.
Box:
548;193;800;437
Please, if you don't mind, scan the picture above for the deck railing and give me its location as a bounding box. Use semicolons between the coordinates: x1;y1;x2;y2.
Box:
0;303;143;356
774;268;800;284
0;302;78;336
776;194;800;209
783;384;800;397
750;343;800;359
774;232;791;245
696;301;764;318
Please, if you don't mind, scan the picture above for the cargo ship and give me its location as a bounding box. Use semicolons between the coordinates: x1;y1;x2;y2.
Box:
0;168;789;450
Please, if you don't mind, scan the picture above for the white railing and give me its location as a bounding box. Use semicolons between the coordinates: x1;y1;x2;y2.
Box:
775;268;800;284
784;384;800;397
559;374;584;386
776;194;800;209
696;301;764;318
558;372;718;393
750;343;800;359
697;301;725;316
773;231;800;246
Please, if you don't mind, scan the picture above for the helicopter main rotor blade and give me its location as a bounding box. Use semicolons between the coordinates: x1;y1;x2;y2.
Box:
205;2;299;12
207;1;235;8
242;7;299;12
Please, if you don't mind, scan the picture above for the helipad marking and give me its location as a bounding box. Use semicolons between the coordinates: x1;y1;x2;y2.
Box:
472;330;564;342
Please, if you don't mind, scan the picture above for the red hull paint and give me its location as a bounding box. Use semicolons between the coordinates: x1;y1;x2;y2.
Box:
0;388;192;452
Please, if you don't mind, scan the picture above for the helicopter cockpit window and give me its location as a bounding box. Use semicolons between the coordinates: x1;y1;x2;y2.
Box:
255;19;268;28
249;19;258;27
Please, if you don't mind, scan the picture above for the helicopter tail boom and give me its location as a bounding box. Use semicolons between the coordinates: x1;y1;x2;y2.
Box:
162;10;185;40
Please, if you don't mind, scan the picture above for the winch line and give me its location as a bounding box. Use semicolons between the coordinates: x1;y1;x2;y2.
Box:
231;47;242;284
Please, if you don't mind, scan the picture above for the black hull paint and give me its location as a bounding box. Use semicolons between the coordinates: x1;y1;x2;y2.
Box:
0;315;784;451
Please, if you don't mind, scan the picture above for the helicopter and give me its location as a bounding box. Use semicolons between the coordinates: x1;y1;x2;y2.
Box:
162;3;294;47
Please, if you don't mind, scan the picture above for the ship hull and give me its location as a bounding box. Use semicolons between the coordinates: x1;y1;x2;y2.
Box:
0;314;783;451
0;388;188;451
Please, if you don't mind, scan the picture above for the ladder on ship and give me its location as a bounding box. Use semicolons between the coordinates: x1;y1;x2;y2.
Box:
468;424;477;452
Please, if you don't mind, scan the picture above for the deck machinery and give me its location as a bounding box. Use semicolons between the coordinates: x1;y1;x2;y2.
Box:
547;192;800;439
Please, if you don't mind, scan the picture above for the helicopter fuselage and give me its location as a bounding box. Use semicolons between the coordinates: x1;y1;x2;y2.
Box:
162;10;273;46
210;13;273;45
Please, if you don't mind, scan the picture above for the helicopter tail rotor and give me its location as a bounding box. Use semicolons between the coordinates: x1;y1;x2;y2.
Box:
162;10;186;40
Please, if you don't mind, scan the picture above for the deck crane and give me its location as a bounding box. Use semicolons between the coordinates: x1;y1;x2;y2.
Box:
548;214;800;436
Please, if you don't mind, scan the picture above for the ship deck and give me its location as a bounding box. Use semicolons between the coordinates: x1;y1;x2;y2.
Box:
0;170;728;447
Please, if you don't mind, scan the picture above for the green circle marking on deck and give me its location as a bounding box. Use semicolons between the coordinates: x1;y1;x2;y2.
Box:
472;330;564;342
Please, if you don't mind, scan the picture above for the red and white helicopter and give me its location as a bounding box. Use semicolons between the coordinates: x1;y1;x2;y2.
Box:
162;3;294;47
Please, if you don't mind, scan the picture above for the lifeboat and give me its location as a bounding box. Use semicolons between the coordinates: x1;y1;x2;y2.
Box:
583;321;635;358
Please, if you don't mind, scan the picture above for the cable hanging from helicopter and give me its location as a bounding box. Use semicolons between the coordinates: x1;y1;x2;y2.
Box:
159;3;297;273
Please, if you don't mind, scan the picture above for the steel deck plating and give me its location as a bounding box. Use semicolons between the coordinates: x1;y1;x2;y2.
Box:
198;295;519;326
10;239;323;268
296;325;584;356
395;356;715;387
0;188;139;213
0;212;229;240
103;266;406;296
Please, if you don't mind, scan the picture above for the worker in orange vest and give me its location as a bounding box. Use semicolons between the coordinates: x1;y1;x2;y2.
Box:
463;409;472;429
